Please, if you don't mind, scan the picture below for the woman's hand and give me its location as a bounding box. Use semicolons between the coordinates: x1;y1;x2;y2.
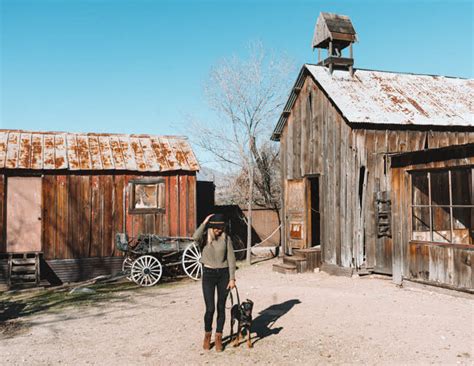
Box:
227;279;236;289
203;214;214;225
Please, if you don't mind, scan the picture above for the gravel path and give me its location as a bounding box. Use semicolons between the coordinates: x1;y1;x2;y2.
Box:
1;258;473;365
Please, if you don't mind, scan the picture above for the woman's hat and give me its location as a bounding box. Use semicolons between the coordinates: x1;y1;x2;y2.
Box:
208;213;226;229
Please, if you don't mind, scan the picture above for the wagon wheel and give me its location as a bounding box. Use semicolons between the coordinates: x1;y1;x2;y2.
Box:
122;257;134;281
182;243;202;280
131;255;162;287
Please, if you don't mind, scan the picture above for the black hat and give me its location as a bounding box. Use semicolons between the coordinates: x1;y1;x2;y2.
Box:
208;213;226;229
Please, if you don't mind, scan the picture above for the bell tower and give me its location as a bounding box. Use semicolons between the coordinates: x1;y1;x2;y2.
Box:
312;12;357;75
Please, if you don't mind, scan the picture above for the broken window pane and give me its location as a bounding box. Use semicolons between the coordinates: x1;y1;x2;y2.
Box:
430;171;449;206
432;206;451;243
451;169;472;205
134;184;158;209
412;172;429;206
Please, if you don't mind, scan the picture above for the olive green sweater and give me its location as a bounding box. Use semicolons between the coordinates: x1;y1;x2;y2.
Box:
193;222;236;280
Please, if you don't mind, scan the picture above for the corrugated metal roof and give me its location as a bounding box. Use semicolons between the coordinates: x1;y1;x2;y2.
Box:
0;130;200;172
271;65;474;140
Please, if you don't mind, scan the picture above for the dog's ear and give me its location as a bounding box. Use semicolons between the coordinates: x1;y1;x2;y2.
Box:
246;299;254;305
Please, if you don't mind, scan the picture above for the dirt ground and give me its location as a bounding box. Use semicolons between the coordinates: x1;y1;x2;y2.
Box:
1;258;473;366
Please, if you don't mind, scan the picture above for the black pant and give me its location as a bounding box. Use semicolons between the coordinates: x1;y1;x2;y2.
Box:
202;267;229;333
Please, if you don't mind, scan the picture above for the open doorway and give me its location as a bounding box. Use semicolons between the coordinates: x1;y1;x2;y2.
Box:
309;177;320;247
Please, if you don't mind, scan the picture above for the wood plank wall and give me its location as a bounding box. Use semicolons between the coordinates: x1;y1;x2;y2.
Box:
0;175;4;253
40;173;196;260
280;75;474;272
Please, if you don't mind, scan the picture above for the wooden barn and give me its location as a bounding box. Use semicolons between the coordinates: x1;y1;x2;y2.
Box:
0;130;200;287
272;13;473;291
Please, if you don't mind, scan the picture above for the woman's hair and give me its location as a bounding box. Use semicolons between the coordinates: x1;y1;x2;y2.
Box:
207;228;216;243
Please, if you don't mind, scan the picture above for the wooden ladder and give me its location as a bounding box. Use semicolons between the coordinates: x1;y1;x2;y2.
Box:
8;252;41;288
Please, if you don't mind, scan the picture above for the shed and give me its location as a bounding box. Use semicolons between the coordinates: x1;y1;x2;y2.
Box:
0;130;200;286
271;64;474;290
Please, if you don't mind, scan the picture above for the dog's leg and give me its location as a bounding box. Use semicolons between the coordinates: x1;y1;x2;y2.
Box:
230;318;235;344
247;327;253;348
233;323;241;347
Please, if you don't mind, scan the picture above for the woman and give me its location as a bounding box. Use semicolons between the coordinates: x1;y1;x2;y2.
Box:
193;213;236;352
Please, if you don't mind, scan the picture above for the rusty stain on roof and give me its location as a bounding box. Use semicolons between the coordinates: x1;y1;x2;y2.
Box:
0;130;200;172
272;65;474;140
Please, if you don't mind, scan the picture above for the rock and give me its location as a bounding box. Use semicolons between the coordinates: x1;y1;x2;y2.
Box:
69;287;96;295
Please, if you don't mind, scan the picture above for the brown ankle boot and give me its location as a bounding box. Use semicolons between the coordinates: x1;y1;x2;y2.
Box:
203;332;211;350
215;332;223;352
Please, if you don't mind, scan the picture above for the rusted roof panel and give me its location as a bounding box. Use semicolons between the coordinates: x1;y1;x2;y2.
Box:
66;134;80;170
139;137;161;171
54;135;68;169
160;137;179;170
43;135;56;170
0;130;199;172
6;132;20;169
109;136;126;170
272;65;474;140
98;136;115;170
150;136;171;170
76;135;92;170
129;136;147;171
88;135;103;170
118;136;137;171
30;134;43;169
0;133;8;168
19;134;32;169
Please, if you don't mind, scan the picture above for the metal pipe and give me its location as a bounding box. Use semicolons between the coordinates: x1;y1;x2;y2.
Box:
448;171;454;243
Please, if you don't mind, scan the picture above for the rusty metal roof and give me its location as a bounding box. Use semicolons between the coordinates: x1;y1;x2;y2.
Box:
0;130;200;172
272;65;474;140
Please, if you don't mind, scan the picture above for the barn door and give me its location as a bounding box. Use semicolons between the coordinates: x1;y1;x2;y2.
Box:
6;177;42;253
286;179;306;252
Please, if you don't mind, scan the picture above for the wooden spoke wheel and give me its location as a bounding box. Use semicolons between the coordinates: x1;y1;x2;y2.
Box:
182;242;202;280
122;257;134;281
131;255;162;287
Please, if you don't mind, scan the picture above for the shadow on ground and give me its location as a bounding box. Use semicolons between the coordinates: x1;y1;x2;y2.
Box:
0;275;193;324
224;298;301;347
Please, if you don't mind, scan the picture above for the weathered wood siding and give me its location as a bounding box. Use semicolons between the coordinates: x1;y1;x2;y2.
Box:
280;74;474;272
0;175;4;253
40;172;196;260
391;156;473;291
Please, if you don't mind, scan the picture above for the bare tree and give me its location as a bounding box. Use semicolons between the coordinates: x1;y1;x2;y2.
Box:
192;42;293;264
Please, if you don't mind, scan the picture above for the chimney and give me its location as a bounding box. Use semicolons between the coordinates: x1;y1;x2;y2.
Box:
312;12;357;75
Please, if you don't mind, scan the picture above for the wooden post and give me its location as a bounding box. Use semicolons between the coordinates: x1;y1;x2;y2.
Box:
349;43;353;59
448;171;454;243
428;172;433;242
7;253;12;288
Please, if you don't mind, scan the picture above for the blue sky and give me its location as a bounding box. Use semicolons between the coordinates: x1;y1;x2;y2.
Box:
1;0;472;164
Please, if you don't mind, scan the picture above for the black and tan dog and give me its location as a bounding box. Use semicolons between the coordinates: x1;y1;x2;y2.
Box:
230;299;254;348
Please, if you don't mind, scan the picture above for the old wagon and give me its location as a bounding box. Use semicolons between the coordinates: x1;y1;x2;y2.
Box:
116;233;202;286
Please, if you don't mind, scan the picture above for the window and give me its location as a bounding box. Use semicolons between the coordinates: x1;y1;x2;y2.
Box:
411;168;473;244
129;179;165;213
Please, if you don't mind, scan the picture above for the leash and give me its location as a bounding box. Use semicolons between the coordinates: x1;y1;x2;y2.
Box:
226;285;240;309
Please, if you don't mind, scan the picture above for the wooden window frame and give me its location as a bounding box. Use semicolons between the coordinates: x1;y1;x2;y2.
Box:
129;178;165;214
410;167;473;245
